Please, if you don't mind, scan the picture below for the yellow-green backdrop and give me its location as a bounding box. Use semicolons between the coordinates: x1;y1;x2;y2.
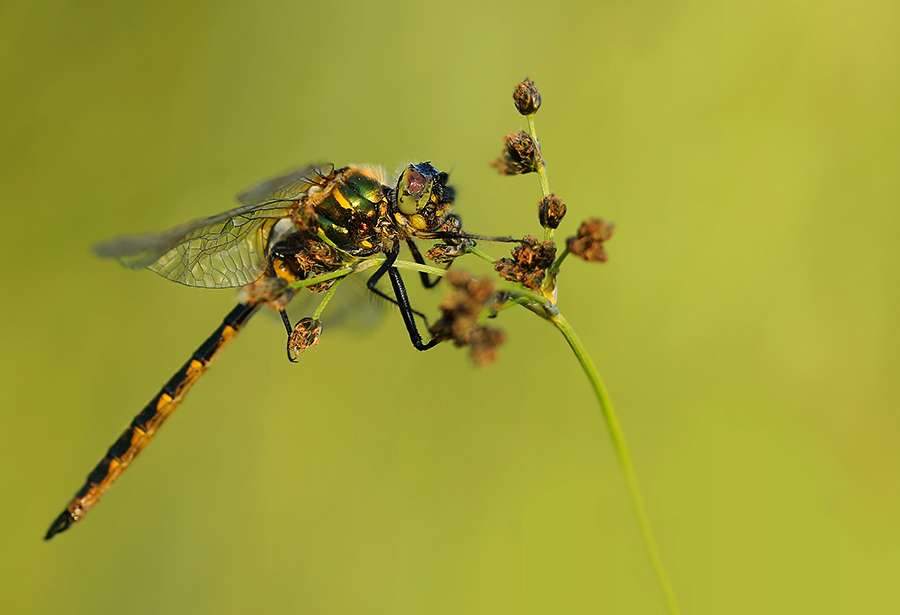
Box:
2;1;897;613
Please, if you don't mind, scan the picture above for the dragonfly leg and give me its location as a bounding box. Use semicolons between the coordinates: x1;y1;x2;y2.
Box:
279;309;301;363
367;247;440;351
405;238;446;289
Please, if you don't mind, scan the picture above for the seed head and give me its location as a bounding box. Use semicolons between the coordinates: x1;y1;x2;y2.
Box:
425;215;471;263
426;243;468;264
566;218;615;262
306;279;337;293
513;77;542;116
493;235;557;291
287;240;344;292
491;131;540;175
429;270;505;366
237;276;294;311
538;193;567;229
468;326;506;367
288;317;323;361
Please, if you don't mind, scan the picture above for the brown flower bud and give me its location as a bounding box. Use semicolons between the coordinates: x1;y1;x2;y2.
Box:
428;271;505;365
468;326;505;367
287;317;323;361
493;235;557;291
566;218;615;262
491;131;540;175
237;276;294;311
425;214;471;263
513;77;542;116
538;193;566;229
426;243;468;264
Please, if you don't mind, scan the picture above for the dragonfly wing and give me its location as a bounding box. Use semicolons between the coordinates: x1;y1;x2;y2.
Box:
236;164;333;205
95;166;339;288
95;201;292;288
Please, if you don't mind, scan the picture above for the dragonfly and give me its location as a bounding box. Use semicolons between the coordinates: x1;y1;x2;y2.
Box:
45;162;494;540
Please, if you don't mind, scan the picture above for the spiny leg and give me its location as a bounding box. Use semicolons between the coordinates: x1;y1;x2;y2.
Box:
366;246;440;351
405;238;445;289
279;309;296;362
364;248;432;328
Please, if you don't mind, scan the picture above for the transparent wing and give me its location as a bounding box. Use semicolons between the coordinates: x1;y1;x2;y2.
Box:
95;165;333;288
237;163;333;205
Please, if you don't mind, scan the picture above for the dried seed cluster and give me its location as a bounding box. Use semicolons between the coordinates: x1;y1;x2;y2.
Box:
513;77;542;116
237;276;294;310
491;131;540;175
494;235;557;291
426;243;468;264
538;193;567;230
429;270;505;366
567;218;615;262
288;317;323;361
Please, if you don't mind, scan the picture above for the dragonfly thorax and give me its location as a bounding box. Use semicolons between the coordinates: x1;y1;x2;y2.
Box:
266;162;457;287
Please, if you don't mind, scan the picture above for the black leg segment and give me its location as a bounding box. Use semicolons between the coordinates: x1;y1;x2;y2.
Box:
406;239;444;289
366;246;440;351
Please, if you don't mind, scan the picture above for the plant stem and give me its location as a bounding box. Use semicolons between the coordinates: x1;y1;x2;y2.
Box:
286;267;353;290
547;247;570;279
467;245;499;264
527;115;551;199
312;276;344;319
550;312;682;615
391;258;448;278
526;114;554;243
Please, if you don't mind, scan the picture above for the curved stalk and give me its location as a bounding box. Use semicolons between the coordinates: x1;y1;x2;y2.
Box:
550;312;682;615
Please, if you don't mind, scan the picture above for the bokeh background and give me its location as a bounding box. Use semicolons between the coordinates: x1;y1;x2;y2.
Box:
2;1;898;613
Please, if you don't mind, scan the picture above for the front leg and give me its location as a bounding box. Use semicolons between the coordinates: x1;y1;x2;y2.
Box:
366;246;440;351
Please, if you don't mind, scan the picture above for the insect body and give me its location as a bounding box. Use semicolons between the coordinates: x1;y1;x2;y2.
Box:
46;162;470;539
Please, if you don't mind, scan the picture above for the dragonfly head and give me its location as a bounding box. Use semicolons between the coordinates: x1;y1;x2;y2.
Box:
396;162;453;216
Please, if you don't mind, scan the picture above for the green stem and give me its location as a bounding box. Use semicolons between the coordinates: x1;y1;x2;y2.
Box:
551;313;681;615
497;284;553;307
286;267;353;290
286;257;449;292
526;115;554;244
467;245;499;264
391;258;448;278
312;276;344;319
527;115;551;199
547;247;570;279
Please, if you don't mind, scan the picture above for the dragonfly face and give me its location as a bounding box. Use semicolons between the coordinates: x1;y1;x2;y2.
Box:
396;162;453;213
46;161;472;539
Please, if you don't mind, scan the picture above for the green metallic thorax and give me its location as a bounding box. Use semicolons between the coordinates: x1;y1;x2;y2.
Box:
269;166;394;287
313;167;386;255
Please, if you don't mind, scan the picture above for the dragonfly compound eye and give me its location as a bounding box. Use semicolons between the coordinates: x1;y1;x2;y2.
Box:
397;162;439;215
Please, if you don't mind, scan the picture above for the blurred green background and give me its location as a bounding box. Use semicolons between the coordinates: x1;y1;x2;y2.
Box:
2;1;898;613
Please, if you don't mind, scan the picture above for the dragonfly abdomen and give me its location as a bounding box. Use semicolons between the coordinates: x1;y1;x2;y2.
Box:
45;302;259;540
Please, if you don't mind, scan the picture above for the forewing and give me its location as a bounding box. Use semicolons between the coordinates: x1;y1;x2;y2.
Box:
237;164;333;205
95;166;336;288
95;201;291;288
